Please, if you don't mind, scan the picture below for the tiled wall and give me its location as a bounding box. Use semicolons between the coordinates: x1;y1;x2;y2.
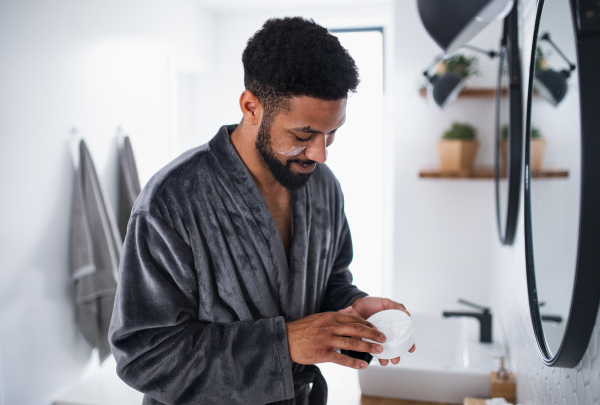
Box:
492;1;600;404
499;252;600;405
498;253;600;405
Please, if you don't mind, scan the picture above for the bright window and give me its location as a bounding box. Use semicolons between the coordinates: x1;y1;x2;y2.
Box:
327;29;384;297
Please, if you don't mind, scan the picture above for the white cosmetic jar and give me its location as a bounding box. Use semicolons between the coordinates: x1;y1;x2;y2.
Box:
362;309;415;360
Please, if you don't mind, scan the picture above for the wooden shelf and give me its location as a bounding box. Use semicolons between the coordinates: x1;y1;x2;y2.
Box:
419;167;569;179
419;87;505;99
361;396;452;405
419;167;493;178
531;168;569;178
418;87;538;99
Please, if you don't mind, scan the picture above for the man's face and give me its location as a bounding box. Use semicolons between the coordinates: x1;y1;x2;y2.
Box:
255;96;346;190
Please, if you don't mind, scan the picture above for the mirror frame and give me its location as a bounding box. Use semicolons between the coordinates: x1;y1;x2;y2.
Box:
525;0;600;367
494;6;523;245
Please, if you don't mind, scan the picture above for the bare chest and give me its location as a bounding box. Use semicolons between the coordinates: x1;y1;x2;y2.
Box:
266;197;292;258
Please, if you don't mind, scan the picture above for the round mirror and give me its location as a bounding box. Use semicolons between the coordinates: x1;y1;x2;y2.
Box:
494;7;522;245
525;0;600;367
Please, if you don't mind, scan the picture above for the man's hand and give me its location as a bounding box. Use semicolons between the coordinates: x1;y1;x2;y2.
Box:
339;297;416;366
285;312;386;369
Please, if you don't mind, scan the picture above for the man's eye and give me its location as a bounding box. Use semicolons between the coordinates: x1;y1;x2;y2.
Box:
295;136;311;142
326;132;336;146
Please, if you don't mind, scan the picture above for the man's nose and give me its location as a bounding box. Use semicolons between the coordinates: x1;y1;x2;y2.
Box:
304;134;328;164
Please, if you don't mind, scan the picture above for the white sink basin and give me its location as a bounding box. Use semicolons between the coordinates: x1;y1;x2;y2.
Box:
358;313;506;404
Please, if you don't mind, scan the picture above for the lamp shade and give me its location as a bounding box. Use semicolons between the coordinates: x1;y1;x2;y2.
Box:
418;0;514;55
427;72;467;109
533;69;570;106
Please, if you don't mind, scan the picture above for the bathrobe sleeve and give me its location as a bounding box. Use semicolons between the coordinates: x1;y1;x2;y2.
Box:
319;215;372;364
320;216;368;313
108;212;295;405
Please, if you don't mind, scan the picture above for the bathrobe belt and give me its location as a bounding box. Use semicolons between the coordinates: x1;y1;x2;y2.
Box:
292;365;327;405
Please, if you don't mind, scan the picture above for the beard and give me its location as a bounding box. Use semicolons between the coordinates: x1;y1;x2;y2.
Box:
255;120;315;191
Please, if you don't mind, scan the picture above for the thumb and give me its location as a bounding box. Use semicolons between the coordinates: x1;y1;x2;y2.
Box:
338;306;353;314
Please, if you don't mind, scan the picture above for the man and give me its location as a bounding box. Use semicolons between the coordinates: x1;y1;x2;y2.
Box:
109;17;414;405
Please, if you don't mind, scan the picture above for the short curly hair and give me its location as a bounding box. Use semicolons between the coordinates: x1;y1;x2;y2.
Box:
242;17;359;119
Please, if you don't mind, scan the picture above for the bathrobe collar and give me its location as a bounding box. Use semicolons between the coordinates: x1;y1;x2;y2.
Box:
208;125;311;320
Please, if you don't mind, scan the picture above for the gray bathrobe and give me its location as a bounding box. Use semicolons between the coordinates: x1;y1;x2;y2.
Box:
109;125;369;405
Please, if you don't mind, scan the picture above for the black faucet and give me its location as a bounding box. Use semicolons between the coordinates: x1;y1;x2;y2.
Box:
443;299;493;343
538;303;563;324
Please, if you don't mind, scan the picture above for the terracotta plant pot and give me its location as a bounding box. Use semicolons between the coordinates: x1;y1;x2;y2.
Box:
530;138;547;171
437;139;480;175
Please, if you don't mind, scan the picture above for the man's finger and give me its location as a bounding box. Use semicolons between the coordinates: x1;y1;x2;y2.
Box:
381;298;409;315
327;351;369;370
384;298;411;316
334;313;375;329
335;323;385;343
391;357;400;365
409;344;416;353
379;358;389;366
334;336;382;354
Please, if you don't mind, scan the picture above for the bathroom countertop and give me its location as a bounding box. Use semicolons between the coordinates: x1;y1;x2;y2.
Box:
360;396;453;405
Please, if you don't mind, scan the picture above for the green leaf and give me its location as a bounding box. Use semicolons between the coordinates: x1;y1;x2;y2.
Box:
442;122;477;140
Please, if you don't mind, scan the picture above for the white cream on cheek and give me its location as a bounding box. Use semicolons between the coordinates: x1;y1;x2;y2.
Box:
277;145;306;157
277;133;334;159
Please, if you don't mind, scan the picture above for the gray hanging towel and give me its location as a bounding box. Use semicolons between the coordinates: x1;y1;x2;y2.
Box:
70;139;122;362
117;135;141;241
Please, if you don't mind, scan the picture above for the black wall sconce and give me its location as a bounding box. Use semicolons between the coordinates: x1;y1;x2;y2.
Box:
423;45;498;109
417;0;514;54
534;32;577;106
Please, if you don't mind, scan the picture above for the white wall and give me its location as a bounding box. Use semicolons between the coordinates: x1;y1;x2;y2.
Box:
0;1;214;404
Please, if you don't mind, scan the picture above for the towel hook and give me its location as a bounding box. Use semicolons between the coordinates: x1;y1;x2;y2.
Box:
70;127;82;169
116;125;127;147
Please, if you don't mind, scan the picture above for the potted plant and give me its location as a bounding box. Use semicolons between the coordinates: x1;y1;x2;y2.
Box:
535;46;550;74
439;53;480;78
437;122;479;174
530;127;546;171
499;125;509;172
499;126;545;171
420;53;480;104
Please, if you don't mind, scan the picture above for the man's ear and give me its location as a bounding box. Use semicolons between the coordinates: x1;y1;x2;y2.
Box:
239;90;262;126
